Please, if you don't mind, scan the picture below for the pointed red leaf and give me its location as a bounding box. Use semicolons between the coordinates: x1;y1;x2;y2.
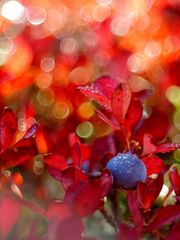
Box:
94;75;119;99
142;154;165;176
142;134;157;156
137;174;164;210
156;143;180;154
78;85;111;110
124;98;143;133
111;83;132;123
147;205;180;231
61;167;88;190
167;221;180;240
0;108;17;150
78;76;118;110
142;135;180;156
95;109;120;130
127;190;143;235
169;166;180;196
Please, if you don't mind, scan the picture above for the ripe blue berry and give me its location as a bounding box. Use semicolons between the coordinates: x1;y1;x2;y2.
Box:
106;152;146;189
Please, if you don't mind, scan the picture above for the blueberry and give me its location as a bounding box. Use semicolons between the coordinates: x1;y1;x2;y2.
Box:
81;160;100;177
82;160;90;173
106;152;146;189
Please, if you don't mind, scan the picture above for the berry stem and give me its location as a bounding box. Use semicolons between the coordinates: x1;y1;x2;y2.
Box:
109;188;120;230
100;207;118;231
20;198;47;218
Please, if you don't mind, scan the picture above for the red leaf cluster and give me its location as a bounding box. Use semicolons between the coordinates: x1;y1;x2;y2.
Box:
44;133;113;216
0;108;38;170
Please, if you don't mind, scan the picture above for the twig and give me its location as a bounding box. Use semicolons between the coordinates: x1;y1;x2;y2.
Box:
20;198;47;218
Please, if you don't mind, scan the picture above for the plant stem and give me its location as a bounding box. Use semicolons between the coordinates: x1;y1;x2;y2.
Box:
20;198;47;218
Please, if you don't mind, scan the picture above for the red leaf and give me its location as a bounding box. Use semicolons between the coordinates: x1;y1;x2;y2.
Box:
78;76;119;110
61;167;88;190
64;181;103;216
47;167;62;182
94;75;119;99
167;221;180;240
69;133;81;167
44;154;68;170
127;190;143;235
117;223;139;240
142;135;180;156
90;135;116;166
99;169;113;196
64;170;112;216
0;108;17;150
73;184;103;216
169;166;180;196
0;195;21;237
147;205;180;231
78;85;111;110
124;98;143;134
0;144;36;170
95;109;120;130
142;155;165;176
111;83;132;123
142;134;157;156
137;174;164;210
156;143;180;154
64;181;86;204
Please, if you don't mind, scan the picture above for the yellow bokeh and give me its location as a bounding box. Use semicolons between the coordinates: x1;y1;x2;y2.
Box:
78;102;94;119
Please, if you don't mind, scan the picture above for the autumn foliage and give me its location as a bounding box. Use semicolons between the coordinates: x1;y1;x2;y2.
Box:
0;0;180;239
